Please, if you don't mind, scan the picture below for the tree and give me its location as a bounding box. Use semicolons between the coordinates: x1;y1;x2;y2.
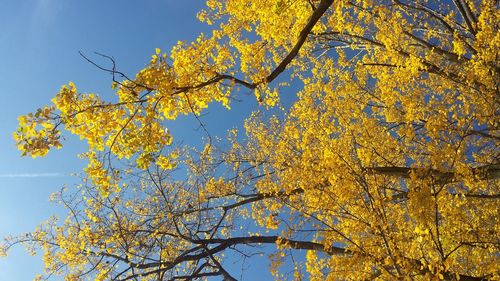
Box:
3;0;499;280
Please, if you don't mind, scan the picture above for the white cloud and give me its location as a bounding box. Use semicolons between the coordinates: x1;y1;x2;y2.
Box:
0;173;63;178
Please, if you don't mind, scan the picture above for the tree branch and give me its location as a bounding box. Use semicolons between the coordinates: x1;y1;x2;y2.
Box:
263;0;334;84
367;164;500;183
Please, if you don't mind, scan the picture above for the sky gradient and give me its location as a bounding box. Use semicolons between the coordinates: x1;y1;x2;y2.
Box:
0;1;222;279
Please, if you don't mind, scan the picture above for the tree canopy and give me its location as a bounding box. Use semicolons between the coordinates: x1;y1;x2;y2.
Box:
3;0;499;280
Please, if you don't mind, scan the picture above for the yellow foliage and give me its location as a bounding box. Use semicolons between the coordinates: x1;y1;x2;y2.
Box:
6;0;499;280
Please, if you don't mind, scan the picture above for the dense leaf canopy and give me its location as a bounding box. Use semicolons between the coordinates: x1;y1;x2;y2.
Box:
3;0;499;280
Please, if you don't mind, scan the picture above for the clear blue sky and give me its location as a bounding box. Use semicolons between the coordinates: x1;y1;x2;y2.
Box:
0;1;266;280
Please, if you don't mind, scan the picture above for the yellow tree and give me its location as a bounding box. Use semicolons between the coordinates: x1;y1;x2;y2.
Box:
3;0;499;280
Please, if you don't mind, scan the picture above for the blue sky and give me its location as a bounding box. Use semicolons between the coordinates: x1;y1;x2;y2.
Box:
0;1;236;279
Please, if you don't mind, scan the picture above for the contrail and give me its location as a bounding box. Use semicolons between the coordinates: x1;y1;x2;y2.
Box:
0;173;64;178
